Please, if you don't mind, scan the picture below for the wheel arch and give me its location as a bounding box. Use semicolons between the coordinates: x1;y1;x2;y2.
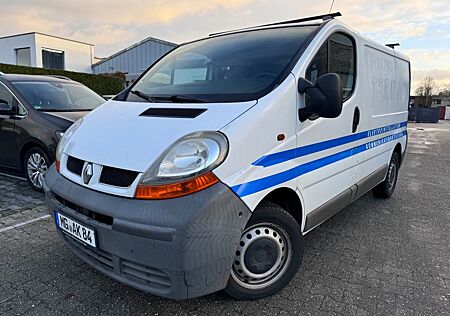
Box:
19;140;52;172
393;142;403;165
257;187;303;230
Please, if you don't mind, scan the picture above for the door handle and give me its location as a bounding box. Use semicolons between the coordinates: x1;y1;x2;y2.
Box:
352;107;360;133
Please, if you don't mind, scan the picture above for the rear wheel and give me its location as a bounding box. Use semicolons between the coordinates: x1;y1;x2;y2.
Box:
225;202;303;300
372;151;400;198
24;147;50;192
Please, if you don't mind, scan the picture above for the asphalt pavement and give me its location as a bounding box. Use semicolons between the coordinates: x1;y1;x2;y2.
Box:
0;122;449;315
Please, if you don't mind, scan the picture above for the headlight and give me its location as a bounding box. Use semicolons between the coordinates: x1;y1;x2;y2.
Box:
135;131;228;199
56;118;83;162
140;131;228;185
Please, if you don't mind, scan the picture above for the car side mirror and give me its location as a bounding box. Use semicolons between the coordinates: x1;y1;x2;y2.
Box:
298;73;343;122
0;100;13;115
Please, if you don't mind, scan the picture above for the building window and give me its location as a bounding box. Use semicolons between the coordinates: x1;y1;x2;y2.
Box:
16;48;31;66
42;49;64;70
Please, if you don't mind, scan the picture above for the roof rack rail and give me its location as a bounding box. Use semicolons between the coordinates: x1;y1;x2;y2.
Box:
386;43;400;49
45;75;71;80
210;12;342;36
0;71;5;76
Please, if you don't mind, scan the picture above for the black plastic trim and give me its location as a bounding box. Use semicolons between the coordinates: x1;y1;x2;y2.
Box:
140;108;207;118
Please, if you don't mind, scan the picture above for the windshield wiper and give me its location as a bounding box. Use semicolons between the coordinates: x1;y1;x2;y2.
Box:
38;108;91;112
130;90;158;103
152;95;206;103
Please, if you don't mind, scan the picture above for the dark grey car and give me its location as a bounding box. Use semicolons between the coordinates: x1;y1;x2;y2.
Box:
0;73;105;191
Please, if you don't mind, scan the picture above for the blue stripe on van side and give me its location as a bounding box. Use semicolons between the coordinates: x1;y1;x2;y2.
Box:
232;130;406;197
252;121;407;167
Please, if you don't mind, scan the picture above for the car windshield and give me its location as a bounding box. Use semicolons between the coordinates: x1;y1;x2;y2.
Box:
127;26;317;103
13;81;105;111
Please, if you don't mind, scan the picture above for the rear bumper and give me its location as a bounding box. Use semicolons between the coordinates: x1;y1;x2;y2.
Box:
43;165;251;299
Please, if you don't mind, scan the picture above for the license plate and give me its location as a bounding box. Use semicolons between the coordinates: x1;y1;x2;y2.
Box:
55;211;96;248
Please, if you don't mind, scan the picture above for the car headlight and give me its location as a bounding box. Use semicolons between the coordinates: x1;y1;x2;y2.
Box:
56;118;83;163
141;131;228;184
135;131;228;199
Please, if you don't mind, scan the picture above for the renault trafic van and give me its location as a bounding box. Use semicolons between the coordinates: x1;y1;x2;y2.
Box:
43;13;410;300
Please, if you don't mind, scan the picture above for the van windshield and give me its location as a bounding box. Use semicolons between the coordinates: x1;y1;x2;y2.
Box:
127;26;317;103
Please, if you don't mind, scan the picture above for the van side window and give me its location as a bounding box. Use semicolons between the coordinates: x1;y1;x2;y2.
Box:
305;44;328;85
328;34;355;99
305;33;355;100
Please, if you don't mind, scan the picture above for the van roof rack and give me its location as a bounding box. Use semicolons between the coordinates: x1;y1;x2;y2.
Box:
386;43;400;49
209;12;342;36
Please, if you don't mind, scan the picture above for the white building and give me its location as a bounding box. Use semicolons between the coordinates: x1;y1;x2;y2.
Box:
0;32;94;73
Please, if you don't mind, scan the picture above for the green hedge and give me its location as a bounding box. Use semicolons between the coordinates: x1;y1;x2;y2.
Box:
0;63;125;95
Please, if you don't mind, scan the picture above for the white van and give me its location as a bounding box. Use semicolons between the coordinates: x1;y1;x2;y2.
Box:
43;13;410;300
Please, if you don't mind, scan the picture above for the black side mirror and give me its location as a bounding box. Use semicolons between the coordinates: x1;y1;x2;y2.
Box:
0;100;13;115
298;73;343;121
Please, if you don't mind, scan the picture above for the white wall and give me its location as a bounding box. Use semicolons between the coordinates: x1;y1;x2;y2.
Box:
0;33;94;73
35;33;93;73
0;33;37;66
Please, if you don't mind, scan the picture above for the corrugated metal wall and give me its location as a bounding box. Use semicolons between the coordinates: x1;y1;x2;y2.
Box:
92;38;176;75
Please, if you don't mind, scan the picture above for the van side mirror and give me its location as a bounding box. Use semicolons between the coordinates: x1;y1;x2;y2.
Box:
298;73;343;121
0;100;13;115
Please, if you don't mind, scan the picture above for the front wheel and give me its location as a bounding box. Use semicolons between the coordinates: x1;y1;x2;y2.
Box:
225;202;303;300
24;147;50;192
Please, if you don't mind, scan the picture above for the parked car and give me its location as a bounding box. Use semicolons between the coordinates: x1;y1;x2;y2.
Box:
0;74;105;191
43;13;410;300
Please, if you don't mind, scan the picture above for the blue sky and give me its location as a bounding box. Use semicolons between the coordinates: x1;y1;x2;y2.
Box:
1;0;449;91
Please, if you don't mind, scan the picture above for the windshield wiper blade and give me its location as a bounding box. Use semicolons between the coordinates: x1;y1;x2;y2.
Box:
38;108;91;112
153;95;206;103
130;90;158;103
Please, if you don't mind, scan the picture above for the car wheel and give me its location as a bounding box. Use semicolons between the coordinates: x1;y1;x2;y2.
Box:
24;147;50;192
224;202;303;300
372;151;400;198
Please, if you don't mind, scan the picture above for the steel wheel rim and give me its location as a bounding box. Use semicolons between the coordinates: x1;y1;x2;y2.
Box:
387;162;397;191
27;153;48;189
231;223;292;290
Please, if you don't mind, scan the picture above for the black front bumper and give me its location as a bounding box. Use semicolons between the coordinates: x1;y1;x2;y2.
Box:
43;166;251;299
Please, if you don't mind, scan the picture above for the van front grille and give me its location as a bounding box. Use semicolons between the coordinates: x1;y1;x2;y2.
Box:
66;156;84;175
55;194;113;226
99;166;139;187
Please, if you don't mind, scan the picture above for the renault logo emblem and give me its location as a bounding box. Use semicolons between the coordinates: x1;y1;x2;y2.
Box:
82;163;93;184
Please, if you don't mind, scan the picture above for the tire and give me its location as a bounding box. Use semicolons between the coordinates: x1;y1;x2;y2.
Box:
24;147;50;192
224;202;303;300
372;151;400;198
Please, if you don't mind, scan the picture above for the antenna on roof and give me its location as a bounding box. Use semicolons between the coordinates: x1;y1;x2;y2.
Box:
209;12;342;37
386;43;400;49
329;0;335;14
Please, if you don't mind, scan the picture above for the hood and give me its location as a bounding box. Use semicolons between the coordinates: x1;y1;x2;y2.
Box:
42;111;89;130
64;100;256;172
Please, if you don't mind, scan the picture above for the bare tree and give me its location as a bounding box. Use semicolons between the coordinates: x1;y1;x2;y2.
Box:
415;76;438;107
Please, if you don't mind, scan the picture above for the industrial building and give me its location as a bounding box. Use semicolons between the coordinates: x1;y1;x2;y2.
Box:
92;37;177;84
0;32;94;73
